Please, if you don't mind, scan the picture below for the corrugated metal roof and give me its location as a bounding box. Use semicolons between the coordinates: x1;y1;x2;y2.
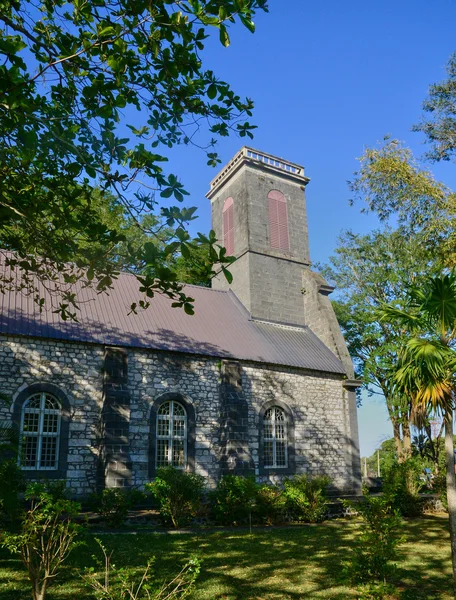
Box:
0;264;346;374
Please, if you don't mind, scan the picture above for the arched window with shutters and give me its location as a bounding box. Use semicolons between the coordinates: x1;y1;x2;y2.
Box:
222;196;235;256
268;190;290;251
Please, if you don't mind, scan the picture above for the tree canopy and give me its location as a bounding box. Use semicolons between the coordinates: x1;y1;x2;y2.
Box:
0;0;268;318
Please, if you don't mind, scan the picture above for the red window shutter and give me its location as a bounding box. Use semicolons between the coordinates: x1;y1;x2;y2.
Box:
268;190;290;250
222;197;234;255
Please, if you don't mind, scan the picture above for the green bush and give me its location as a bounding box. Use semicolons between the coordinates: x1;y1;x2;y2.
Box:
255;484;287;525
0;459;25;527
382;459;422;517
209;475;259;526
283;475;330;522
146;467;204;528
92;488;146;528
343;490;403;585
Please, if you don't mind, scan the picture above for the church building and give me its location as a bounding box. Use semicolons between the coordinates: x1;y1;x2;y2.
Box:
0;147;361;497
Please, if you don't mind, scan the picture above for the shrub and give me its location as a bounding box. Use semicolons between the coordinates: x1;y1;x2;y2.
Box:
82;538;200;599
92;488;146;528
342;490;403;585
382;459;422;517
255;484;287;525
0;459;25;527
2;483;83;600
209;475;259;526
357;582;399;599
283;475;330;523
146;467;204;528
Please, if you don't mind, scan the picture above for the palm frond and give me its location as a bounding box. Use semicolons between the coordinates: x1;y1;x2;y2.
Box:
377;303;421;330
423;272;456;337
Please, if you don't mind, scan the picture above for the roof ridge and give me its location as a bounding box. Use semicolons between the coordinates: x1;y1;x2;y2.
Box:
116;270;229;294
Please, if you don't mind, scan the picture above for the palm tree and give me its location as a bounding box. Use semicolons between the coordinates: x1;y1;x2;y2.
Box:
379;273;456;597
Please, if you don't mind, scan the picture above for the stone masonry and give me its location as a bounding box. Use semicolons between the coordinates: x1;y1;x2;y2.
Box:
0;333;359;496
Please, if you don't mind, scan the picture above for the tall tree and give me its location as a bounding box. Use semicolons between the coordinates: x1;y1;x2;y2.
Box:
0;0;267;318
379;274;456;598
321;228;436;459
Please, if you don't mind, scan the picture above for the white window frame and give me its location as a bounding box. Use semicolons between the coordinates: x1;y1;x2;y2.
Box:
263;406;288;469
156;400;187;469
19;392;61;471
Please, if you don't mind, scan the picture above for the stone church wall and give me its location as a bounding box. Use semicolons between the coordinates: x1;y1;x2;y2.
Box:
0;334;358;497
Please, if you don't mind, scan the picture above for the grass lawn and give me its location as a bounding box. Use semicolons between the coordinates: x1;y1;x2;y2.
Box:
0;515;452;600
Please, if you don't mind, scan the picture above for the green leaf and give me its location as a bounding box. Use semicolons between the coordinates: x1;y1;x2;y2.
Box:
207;84;217;99
222;266;233;284
219;25;230;47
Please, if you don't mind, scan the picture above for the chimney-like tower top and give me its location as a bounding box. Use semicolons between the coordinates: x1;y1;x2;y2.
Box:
206;146;309;200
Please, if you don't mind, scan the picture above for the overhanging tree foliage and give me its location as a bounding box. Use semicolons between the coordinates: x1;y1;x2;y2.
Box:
0;0;268;318
414;52;456;163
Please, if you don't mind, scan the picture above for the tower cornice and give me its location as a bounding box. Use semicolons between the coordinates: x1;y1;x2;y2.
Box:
206;146;310;200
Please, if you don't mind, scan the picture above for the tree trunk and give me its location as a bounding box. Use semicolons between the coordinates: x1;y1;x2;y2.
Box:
402;420;412;460
444;408;456;599
392;420;404;459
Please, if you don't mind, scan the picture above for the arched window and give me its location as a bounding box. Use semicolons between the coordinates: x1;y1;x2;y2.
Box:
222;197;235;255
19;392;61;470
156;400;187;469
263;406;287;468
268;190;290;251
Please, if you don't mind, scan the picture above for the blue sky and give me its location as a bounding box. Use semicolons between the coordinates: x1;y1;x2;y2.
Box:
158;0;456;457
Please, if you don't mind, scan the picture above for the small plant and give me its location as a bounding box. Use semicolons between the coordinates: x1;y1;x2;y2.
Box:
92;488;145;528
146;468;204;528
342;489;403;586
82;538;200;599
382;459;422;517
357;581;399;599
283;474;330;522
2;483;83;600
209;475;259;526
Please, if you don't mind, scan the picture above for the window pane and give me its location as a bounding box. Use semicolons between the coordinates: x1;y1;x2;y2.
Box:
40;437;58;468
43;412;59;434
263;421;273;440
27;395;41;409
157;439;169;468
275;408;285;422
173;403;185;417
276;422;286;440
173;417;185;438
264;440;274;467
158;402;171;415
23;411;40;433
44;395;59;410
172;439;185;467
22;436;38;468
276;441;286;467
157;416;170;437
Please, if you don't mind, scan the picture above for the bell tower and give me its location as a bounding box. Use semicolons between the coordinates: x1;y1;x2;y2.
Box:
207;147;355;377
207;147;311;327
